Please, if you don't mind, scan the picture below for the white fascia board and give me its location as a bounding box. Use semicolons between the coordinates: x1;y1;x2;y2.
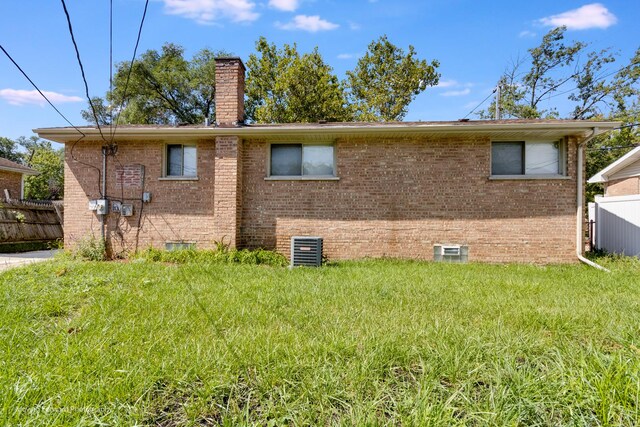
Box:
588;146;640;184
34;121;620;144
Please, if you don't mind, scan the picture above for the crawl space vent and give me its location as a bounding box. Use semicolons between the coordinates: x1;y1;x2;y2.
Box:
434;244;469;263
290;236;323;267
165;241;196;251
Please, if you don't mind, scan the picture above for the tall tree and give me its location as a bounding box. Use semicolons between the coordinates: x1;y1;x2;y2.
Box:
82;43;230;125
86;37;440;125
482;29;640;201
246;37;351;123
22;139;64;200
346;35;440;121
483;27;639;120
0;137;22;163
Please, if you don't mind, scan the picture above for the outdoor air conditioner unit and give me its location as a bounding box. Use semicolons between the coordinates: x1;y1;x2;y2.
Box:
434;244;469;263
290;236;323;267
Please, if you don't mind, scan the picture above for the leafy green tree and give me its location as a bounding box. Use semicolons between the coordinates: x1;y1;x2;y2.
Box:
23;140;64;200
481;28;639;201
482;27;587;119
86;37;440;125
483;28;639;121
0;137;22;163
246;37;351;123
346;35;440;121
82;43;231;125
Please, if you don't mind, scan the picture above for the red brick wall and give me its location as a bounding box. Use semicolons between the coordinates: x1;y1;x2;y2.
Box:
64;135;581;263
64;139;218;256
213;136;242;247
0;170;23;199
215;58;245;125
241;136;579;264
605;176;640;196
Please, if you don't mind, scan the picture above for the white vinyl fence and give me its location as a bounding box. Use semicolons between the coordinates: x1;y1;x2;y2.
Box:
592;195;640;257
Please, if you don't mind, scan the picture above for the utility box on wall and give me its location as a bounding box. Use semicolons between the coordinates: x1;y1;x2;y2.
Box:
121;204;134;217
88;199;108;215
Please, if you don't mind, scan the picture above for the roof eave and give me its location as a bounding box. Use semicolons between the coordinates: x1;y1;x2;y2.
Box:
34;121;620;144
0;166;39;175
588;146;640;184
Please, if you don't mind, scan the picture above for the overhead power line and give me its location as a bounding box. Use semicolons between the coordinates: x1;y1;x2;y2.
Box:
60;0;107;143
462;88;496;120
109;0;114;134
0;44;86;137
110;0;150;143
617;122;640;130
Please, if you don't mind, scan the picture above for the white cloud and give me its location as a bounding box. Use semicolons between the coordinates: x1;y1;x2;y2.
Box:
434;79;474;95
441;88;471;97
436;79;458;88
348;21;361;30
0;89;83;106
276;14;339;32
162;0;259;24
538;3;617;30
519;30;537;38
337;53;357;59
268;0;299;11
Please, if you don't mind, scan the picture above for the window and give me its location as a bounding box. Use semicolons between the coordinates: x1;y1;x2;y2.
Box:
166;144;197;177
270;144;335;177
491;141;566;176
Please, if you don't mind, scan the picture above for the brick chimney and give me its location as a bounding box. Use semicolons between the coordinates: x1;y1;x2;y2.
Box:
214;57;245;127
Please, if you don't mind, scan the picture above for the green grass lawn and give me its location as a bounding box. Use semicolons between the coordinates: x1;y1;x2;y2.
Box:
1;255;639;426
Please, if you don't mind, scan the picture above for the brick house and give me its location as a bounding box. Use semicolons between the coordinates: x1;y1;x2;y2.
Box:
36;58;618;263
0;157;39;201
588;146;640;257
588;146;640;196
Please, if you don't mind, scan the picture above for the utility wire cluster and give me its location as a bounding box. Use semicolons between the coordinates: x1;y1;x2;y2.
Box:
1;0;150;145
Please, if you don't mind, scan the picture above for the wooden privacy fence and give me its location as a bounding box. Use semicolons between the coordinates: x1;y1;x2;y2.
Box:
0;200;63;244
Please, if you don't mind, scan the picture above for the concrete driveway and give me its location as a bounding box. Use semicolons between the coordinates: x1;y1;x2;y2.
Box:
0;250;61;272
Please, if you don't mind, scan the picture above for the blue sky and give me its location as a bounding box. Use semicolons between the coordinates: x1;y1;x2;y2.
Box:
0;0;638;140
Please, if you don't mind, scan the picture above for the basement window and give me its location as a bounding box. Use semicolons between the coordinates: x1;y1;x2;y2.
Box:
165;144;197;177
491;140;566;177
269;143;336;178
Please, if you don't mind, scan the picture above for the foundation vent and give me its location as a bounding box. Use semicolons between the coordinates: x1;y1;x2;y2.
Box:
291;236;323;267
166;241;196;251
434;244;469;263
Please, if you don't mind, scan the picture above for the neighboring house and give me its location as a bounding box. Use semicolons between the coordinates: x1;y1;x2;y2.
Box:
588;146;640;196
35;58;619;264
0;157;39;201
588;146;640;257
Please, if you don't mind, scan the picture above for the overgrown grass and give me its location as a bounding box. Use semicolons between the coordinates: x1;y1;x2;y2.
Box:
132;246;288;267
1;256;639;425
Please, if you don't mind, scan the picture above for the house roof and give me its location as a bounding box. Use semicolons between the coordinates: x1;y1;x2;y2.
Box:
34;119;620;143
588;146;640;184
0;157;39;175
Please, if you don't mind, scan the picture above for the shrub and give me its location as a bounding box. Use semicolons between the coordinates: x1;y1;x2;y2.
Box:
73;235;106;261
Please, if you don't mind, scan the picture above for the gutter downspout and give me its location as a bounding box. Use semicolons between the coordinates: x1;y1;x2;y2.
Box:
576;127;609;272
101;146;107;242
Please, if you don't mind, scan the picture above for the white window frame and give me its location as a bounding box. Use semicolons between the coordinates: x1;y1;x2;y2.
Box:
490;139;568;180
266;142;339;181
161;143;198;180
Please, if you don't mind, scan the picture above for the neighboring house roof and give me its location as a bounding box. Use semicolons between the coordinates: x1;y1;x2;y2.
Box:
35;119;619;143
588;146;640;184
0;157;39;175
